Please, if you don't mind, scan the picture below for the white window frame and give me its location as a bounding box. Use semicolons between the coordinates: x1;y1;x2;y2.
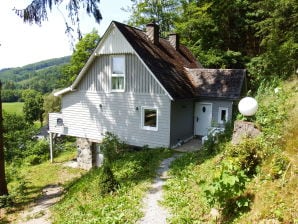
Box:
141;107;158;131
218;107;228;124
111;55;125;92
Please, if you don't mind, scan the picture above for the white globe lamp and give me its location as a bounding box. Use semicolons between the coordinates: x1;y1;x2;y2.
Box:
238;97;258;116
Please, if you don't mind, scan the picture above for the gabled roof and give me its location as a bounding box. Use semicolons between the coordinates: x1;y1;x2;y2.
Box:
113;21;201;99
55;21;246;100
186;68;246;99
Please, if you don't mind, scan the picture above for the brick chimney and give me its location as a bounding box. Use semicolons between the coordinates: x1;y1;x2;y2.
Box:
169;33;179;50
146;22;159;45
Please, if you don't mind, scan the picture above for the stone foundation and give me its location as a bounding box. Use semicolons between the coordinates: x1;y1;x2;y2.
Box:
76;137;103;170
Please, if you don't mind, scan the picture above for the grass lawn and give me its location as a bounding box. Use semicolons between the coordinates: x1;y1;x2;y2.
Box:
51;148;172;224
1;148;85;223
2;102;24;115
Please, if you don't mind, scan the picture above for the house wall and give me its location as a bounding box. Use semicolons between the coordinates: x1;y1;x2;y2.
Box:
170;100;194;147
61;91;171;148
77;54;165;95
206;99;233;127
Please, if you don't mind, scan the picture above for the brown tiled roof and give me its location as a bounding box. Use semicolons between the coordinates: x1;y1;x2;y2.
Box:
187;69;246;99
113;21;245;100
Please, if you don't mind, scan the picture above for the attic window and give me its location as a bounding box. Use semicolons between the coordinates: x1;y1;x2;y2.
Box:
111;56;125;92
218;107;228;124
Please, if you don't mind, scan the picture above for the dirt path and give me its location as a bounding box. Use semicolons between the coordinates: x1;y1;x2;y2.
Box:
16;184;63;224
138;154;181;224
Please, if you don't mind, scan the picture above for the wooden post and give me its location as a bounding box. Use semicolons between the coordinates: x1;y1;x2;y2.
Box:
49;132;53;163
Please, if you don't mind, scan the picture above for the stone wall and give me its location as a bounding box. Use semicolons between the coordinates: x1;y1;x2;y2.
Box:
76;137;103;170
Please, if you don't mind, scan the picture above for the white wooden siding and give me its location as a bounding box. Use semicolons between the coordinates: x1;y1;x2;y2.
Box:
208;100;233;127
77;54;165;94
59;91;171;148
97;27;134;55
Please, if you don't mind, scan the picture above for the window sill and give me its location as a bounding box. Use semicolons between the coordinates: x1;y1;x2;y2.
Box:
142;126;158;131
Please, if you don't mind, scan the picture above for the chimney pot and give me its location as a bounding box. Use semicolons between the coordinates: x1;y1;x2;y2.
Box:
146;22;159;44
169;33;179;50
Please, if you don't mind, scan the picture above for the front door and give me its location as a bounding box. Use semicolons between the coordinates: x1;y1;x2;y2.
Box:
194;103;212;136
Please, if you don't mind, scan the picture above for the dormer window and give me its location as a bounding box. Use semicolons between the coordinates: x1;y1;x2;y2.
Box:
111;56;125;92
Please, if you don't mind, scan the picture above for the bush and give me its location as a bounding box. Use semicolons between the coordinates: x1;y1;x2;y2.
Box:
204;162;250;216
270;154;289;179
225;138;264;177
98;166;119;195
98;132;125;195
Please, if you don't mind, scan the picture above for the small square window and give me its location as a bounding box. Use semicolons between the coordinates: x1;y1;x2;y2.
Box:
112;76;124;90
142;108;158;131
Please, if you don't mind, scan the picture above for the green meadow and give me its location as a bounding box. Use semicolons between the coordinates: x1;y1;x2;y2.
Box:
2;102;24;115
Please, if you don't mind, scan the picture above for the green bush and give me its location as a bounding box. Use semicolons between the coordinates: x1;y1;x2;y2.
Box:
225;138;265;177
98;166;119;195
204;162;250;216
99;132;126;195
270;154;289;179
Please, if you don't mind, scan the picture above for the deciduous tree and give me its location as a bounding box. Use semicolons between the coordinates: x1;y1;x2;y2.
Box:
22;90;44;126
59;30;100;87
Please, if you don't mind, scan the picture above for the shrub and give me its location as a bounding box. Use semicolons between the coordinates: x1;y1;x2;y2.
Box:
99;132;125;195
225;138;264;177
98;166;119;195
204;162;250;216
270;154;289;179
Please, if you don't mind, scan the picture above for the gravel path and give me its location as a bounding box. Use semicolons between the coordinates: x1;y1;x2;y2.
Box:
17;184;63;224
138;154;181;224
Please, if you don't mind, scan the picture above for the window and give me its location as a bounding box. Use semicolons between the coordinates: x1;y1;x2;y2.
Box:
111;56;125;91
142;107;158;131
218;107;228;124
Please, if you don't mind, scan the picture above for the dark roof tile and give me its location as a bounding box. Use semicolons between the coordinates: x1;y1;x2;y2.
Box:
113;21;245;100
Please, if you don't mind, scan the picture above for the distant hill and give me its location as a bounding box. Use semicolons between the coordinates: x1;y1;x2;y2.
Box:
0;56;70;94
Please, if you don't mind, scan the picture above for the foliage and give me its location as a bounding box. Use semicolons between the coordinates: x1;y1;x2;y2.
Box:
52;148;172;223
126;0;181;36
43;93;61;124
269;153;289;180
0;56;70;95
98;132;126;195
59;30;100;87
225;138;264;177
22;89;44;125
98;165;119;195
204;162;250;216
247;0;298;87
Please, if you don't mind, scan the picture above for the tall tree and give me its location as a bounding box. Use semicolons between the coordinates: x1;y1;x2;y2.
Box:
22;90;44;126
59;30;100;87
43;93;61;124
247;0;298;84
175;0;260;68
14;0;102;39
126;0;181;36
0;81;9;197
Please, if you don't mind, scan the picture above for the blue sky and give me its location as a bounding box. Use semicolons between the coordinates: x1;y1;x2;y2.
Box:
0;0;132;69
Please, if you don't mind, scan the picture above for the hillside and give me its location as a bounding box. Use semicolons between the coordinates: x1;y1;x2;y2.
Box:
0;56;70;93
